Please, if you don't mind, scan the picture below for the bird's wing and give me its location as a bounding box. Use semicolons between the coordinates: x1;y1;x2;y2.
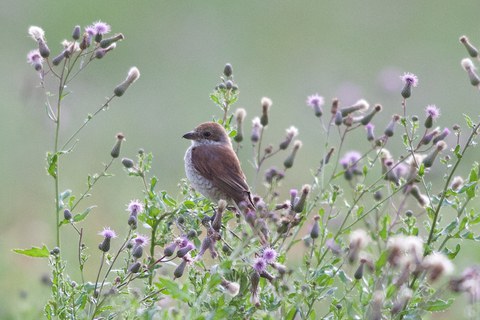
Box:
191;144;251;204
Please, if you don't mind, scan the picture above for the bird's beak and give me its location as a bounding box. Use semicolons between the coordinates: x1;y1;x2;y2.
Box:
182;131;197;140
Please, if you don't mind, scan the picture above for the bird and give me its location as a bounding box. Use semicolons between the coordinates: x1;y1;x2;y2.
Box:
183;122;254;209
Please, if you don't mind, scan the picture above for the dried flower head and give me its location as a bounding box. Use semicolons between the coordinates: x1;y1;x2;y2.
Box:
423;252;454;282
28;26;45;41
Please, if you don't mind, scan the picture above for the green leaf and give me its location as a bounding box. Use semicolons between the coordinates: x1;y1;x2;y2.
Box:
156;277;191;303
375;250;389;272
13;245;50;258
423;298;453;311
453;145;462;159
73;206;96;223
418;163;425;177
464;114;474;129
46;152;58;178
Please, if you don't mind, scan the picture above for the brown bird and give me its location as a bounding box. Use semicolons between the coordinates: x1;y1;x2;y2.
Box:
183;122;254;209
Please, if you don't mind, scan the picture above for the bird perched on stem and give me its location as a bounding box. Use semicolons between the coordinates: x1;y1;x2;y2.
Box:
183;122;255;209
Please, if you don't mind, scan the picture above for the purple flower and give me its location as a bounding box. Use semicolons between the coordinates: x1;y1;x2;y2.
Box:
425;105;440;120
307;94;325;117
85;26;96;37
133;234;149;247
99;227;117;239
91;21;111;35
27;49;43;65
252;257;267;273
401;72;419;87
175;237;191;248
306;94;324;108
127;199;144;216
262;248;277;264
340;151;362;170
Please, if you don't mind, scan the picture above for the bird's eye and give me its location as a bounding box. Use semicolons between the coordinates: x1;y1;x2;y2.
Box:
203;131;211;138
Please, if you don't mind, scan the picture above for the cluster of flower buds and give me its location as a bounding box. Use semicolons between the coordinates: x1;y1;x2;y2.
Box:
250;246;287;306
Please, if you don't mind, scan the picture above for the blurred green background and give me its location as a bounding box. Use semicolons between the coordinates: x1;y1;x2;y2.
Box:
2;1;480;318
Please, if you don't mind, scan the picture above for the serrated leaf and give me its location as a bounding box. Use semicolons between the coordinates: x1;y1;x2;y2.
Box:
423;298;453;311
156;277;191;303
13;245;50;258
73;206;96;223
375;250;389;271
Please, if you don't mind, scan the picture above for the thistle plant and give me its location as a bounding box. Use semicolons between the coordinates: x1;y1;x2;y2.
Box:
15;22;480;320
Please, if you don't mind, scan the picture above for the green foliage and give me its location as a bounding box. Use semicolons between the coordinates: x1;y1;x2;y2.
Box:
17;22;480;319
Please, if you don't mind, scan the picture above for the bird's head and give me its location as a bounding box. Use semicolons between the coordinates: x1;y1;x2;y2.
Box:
183;122;230;145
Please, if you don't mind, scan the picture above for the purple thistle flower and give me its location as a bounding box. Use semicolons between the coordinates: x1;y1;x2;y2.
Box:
85;26;96;37
340;151;362;170
176;237;190;248
425;105;440;120
91;21;111;35
307;94;325;117
262;247;278;264
133;234;149;247
127;199;144;216
401;72;419;87
99;227;117;239
252;257;267;273
306;94;324;108
27;49;43;64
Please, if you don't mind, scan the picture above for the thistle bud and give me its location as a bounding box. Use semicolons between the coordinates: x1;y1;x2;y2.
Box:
79;33;90;50
330;98;339;114
127;215;137;230
128;261;141;273
176;242;194;258
122;158;135;169
100;33;125;48
114;66;141;97
384;114;401;137
354;261;365;280
450;176;464;191
131;245;143;259
223;63;233;77
234;108;246;143
334;110;343;126
432;128;450;144
173;258;188;279
310;215;320;239
110;132;125;158
52;51;66;66
423;141;447;168
279;126;298;150
260;97;272;126
63;209;72;221
72;25;81;40
220;279;240;297
212;199;227;232
365;123;375;142
360;104;382;125
95;43;116;59
163;242;177;257
461;58;480;86
38;38;50;58
293;184;310;213
420;128;440;145
283;140;302;169
460;36;478;58
251;117;262;143
250;271;261;307
340;99;369;117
